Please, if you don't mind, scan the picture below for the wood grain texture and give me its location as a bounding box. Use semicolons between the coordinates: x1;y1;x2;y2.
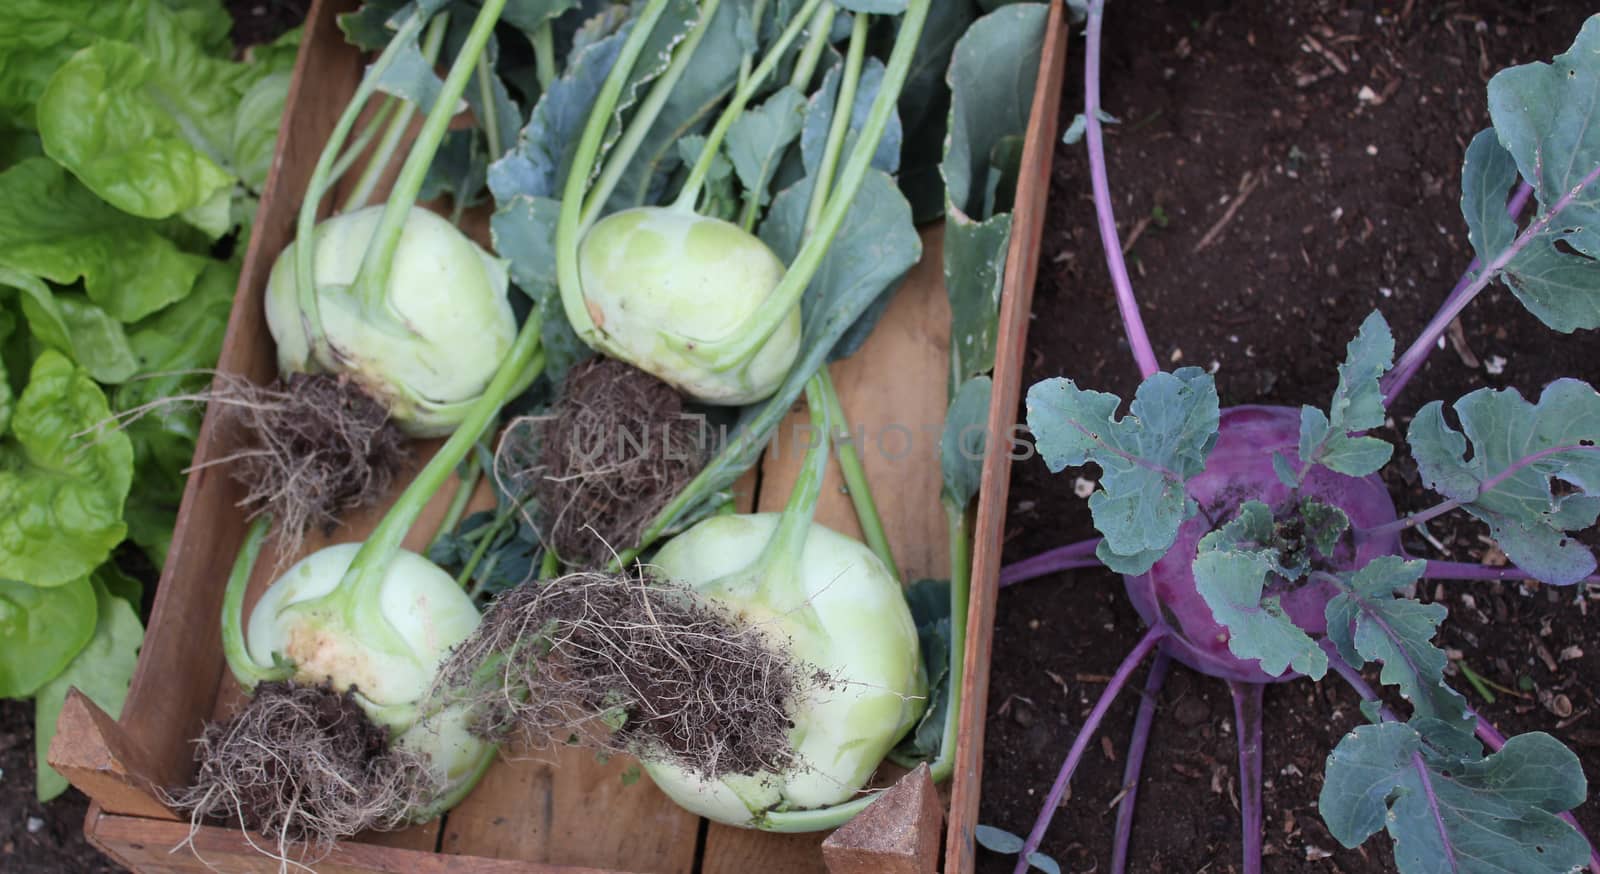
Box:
699;229;950;874
87;809;625;874
47;691;180;823
943;4;1071;873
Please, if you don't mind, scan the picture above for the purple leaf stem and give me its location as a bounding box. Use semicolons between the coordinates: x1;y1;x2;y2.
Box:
1000;538;1106;588
1423;560;1600;585
1229;681;1266;874
1383;182;1532;405
1359;443;1600;540
1111;652;1171;874
1084;0;1159;379
1012;625;1169;874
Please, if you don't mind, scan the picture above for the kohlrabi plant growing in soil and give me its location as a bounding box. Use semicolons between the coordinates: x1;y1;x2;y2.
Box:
987;6;1600;874
178;0;1045;862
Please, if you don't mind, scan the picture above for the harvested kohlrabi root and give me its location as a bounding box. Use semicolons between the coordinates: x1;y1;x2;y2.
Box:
438;570;807;781
494;358;704;567
442;376;925;831
168;680;435;857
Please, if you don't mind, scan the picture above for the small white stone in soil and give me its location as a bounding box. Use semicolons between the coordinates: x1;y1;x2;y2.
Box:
1379;286;1394;298
1073;477;1096;499
1305;845;1334;861
1357;85;1379;103
1486;354;1507;375
26;816;44;834
1366;144;1378;156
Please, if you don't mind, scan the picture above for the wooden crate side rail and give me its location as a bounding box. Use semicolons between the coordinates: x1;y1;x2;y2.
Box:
944;3;1071;873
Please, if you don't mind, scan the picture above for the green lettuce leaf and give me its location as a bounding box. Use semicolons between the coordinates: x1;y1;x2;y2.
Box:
0;158;207;322
37;26;244;233
33;574;143;801
0;574;96;698
0;350;133;587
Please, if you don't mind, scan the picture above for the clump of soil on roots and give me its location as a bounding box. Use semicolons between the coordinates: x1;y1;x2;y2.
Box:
439;572;809;780
496;359;704;567
168;681;434;858
154;371;409;558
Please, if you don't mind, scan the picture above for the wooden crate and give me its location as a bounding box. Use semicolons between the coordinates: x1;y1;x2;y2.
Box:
47;1;1070;872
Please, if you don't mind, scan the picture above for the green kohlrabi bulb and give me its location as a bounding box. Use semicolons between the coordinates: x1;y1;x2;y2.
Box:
245;543;495;815
577;207;801;405
643;513;925;826
264;205;519;437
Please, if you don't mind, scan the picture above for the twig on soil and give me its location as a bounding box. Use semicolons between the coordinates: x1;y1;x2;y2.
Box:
1192;170;1264;254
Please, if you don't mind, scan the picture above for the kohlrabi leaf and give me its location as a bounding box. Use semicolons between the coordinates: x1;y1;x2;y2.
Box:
591;0;700;187
1319;722;1589;874
1460;129;1519;266
891;578;951;764
1300;499;1351;560
500;0;579;34
419;129;489;207
762;169;922;373
33;575;142;801
1193;502;1328;679
895;0;976;223
36;19;248;233
1323;556;1471;731
489;21;631;201
338;0;410;50
599;0;747;212
1487;16;1600;260
941;375;992;507
0;159;208;322
1483;16;1600;331
1408;380;1600;585
1297;311;1393;478
490;194;592;384
725;86;807;209
801;58;903;178
1025;368;1220;574
372;33;454;116
941;2;1047;221
0;574;96;698
0;351;133;587
943;207;1009;393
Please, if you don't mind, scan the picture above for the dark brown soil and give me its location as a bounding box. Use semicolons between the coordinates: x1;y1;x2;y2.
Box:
980;2;1600;873
0;701;120;874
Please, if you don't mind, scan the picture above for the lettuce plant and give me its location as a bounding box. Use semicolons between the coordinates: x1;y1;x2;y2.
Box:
0;0;296;802
996;6;1600;874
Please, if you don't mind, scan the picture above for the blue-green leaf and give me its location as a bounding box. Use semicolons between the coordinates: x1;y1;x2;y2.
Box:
974;824;1026;855
1025;368;1219;573
943;207;1009;393
1484;16;1600;330
1460;129;1520;266
1487;16;1600;259
941;2;1046;219
725;86;806;209
941;375;991;507
1193;501;1327;679
1319;722;1589;874
801;58;903;178
1324;556;1470;731
1408;380;1600;585
1297;311;1393;478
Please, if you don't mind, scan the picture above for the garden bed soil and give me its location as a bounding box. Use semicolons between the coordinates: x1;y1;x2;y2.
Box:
980;1;1600;872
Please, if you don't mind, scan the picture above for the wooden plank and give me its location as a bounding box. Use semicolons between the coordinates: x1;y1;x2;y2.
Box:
86;809;623;874
944;4;1071;873
439;745;697;873
49;692;180;823
112;0;365;810
699;228;951;874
